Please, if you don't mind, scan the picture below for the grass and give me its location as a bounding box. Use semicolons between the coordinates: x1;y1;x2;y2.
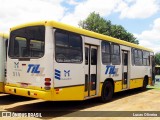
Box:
147;76;160;90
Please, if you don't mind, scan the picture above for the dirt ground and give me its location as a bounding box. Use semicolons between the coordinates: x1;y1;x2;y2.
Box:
0;84;160;120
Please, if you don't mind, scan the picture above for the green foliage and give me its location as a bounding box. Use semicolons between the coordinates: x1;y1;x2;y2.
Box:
79;12;112;35
79;12;139;44
155;53;160;65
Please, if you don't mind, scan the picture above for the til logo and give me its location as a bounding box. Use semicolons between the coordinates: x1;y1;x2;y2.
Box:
27;64;40;73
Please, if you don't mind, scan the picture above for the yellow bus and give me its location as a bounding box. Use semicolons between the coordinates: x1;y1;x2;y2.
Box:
5;21;154;102
0;33;8;92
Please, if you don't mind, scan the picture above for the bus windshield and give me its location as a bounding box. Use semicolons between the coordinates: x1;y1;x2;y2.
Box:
9;26;45;58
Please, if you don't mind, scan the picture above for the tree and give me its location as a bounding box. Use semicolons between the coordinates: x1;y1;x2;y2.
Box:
79;12;112;35
155;53;160;65
110;25;139;44
79;12;139;44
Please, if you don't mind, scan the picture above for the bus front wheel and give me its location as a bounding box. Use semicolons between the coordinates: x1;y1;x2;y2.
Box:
100;81;114;102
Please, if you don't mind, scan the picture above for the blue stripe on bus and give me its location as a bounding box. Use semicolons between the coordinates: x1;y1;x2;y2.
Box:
55;73;60;77
55;76;60;80
55;69;61;74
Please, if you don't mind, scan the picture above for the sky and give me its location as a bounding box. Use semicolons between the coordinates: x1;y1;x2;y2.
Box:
0;0;160;53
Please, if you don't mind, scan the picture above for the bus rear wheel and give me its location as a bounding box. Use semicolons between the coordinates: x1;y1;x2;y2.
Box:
100;81;114;102
141;77;148;91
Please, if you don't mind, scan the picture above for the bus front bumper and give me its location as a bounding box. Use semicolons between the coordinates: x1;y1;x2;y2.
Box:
5;85;53;100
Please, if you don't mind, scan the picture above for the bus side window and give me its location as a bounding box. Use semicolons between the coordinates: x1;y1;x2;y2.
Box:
101;41;111;64
91;48;97;65
69;34;82;62
85;47;88;65
132;48;135;65
134;49;139;65
143;51;150;66
55;30;82;63
124;53;128;65
55;31;68;62
134;49;143;66
111;44;120;65
138;50;143;65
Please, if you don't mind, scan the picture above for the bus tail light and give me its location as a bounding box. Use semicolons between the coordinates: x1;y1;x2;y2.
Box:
45;82;51;86
45;78;51;82
44;78;51;90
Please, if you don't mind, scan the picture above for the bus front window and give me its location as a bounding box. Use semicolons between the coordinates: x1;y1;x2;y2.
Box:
9;26;45;58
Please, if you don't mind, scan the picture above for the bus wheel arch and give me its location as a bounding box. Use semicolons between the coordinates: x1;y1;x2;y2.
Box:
141;75;148;90
100;78;114;102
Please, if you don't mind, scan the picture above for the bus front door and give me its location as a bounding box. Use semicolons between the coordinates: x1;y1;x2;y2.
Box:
122;51;129;89
85;45;97;97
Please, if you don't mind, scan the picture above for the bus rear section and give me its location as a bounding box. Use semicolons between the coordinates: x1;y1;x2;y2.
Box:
5;26;55;100
0;33;8;92
5;24;86;101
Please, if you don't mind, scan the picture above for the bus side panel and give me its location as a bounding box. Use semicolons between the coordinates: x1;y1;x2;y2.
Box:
129;78;143;89
52;85;84;101
114;81;123;92
99;45;123;95
0;37;5;92
53;63;85;100
130;66;151;88
52;30;85;100
100;64;123;91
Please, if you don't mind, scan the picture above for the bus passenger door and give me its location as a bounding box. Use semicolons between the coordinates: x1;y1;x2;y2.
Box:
85;45;97;97
122;51;128;89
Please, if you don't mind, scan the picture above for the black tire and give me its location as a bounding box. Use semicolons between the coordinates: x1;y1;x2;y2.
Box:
141;77;148;91
100;81;114;102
